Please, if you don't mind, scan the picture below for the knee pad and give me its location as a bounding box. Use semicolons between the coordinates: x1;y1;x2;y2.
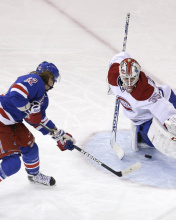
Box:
1;154;21;177
131;122;139;151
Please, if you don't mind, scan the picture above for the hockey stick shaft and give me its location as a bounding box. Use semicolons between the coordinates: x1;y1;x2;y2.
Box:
75;146;141;177
122;13;130;52
110;13;130;159
39;123;141;177
113;12;130;134
111;97;120;144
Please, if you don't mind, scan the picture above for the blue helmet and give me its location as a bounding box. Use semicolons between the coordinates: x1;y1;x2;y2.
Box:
36;61;60;82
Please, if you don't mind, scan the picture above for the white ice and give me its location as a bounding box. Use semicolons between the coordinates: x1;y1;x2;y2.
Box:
1;0;176;219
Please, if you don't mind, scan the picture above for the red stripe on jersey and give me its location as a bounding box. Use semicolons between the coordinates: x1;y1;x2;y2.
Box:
41;118;48;123
131;72;154;101
108;63;120;86
12;84;29;97
24;161;40;169
0;108;10;120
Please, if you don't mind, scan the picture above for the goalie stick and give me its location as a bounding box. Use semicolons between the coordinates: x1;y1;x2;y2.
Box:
122;13;130;52
110;13;130;159
110;97;124;159
39;123;141;177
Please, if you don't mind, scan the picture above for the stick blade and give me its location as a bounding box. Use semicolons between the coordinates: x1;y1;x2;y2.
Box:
121;162;141;176
112;142;125;160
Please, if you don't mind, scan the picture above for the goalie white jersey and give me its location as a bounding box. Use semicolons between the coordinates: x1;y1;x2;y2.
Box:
108;52;176;125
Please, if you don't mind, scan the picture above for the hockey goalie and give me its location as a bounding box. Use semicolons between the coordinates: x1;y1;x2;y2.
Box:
107;51;176;159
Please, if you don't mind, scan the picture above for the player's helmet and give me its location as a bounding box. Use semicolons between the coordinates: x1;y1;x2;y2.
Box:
119;58;141;93
36;61;60;82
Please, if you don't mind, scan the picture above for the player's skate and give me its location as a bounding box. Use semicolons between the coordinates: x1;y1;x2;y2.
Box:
28;172;56;186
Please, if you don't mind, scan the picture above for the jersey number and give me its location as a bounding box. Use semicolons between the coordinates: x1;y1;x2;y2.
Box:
24;77;38;86
148;92;162;103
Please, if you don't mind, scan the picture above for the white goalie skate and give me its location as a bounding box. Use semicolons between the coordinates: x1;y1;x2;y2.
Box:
28;172;56;186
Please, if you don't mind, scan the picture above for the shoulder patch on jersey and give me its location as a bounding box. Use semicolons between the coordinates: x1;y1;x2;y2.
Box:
131;72;154;101
108;63;120;86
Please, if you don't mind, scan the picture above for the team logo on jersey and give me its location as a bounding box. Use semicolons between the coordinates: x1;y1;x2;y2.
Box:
117;96;133;111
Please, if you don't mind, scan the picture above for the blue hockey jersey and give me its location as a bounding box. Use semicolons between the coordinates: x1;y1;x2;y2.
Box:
0;73;55;135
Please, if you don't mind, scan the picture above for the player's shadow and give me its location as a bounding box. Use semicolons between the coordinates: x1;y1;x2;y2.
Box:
84;130;176;189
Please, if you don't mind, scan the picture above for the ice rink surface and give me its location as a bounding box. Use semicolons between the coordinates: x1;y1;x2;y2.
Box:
1;0;176;219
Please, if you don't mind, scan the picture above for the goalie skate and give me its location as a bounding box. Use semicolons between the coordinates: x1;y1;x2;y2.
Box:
28;172;56;186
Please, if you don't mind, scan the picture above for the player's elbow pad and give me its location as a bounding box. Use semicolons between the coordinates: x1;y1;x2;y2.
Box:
17;102;31;111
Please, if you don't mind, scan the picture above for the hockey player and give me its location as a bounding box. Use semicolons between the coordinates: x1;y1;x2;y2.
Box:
0;61;75;186
108;51;176;158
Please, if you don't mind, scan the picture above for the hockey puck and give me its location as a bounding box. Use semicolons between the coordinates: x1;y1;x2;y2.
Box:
145;154;152;159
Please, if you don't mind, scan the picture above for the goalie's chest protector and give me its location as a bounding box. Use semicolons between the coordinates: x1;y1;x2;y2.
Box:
115;86;155;125
109;71;175;125
108;52;176;125
109;72;154;123
111;73;176;125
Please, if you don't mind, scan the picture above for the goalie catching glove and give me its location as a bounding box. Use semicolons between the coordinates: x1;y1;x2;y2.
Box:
164;114;176;136
51;129;76;151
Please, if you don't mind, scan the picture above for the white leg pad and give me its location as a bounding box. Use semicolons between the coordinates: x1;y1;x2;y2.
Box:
148;117;176;159
131;122;139;151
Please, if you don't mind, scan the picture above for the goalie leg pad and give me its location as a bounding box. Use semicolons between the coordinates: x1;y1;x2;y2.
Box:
148;117;176;159
131;122;153;151
131;122;139;151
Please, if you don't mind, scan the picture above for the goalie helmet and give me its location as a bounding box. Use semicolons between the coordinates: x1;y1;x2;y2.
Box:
119;58;141;93
36;61;60;82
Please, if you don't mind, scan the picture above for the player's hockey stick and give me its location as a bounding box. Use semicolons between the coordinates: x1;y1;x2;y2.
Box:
110;13;130;159
74;146;141;177
40;123;141;177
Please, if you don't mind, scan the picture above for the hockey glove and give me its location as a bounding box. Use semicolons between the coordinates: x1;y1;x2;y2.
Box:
52;129;76;151
165;114;176;135
25;105;42;125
